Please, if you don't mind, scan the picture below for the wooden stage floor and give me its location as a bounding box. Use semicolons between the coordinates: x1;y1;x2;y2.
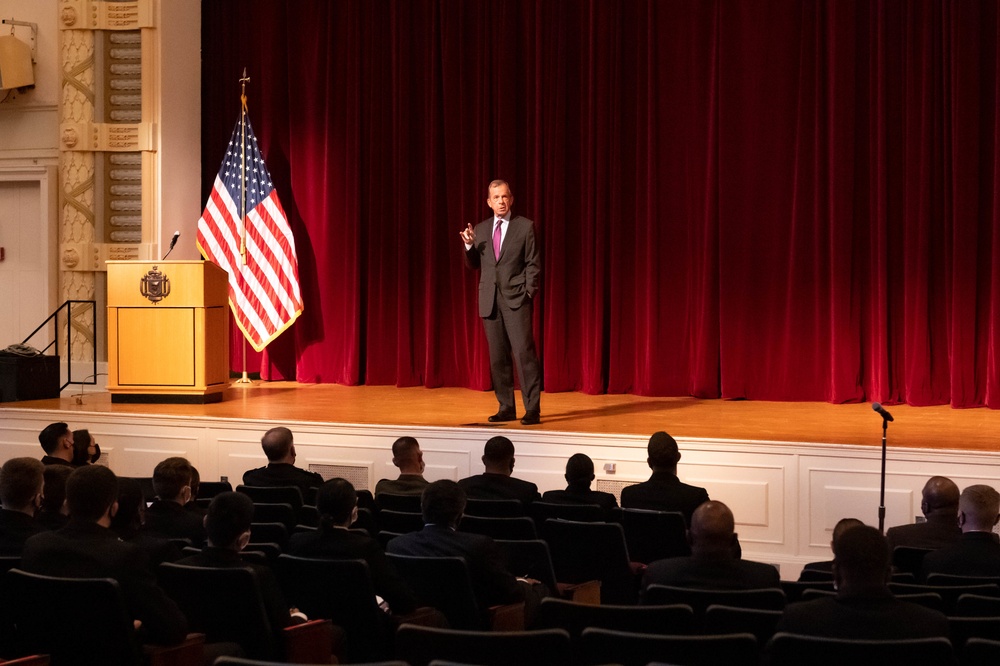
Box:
8;382;1000;453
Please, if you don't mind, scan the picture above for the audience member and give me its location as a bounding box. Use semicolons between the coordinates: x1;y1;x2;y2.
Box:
921;484;1000;579
242;426;324;495
144;457;206;546
885;476;962;552
457;436;540;505
0;457;46;554
21;465;188;646
38;422;75;467
110;477;181;572
776;525;950;640
288;478;419;615
797;517;865;579
641;500;778;593
177;492;304;633
71;429;101;466
36;464;72;530
387;480;545;620
541;453;618;518
184;466;207;516
620;431;709;525
375;436;429;497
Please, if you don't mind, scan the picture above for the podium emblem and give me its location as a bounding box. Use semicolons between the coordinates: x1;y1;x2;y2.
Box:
140;266;171;304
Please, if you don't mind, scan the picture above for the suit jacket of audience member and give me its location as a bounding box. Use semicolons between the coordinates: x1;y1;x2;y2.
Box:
641;554;780;593
542;483;618;518
920;531;1000;579
242;463;324;496
21;519;188;646
457;473;540;505
40;456;73;468
776;590;951;640
620;471;709;525
375;475;430;497
386;524;523;608
177;546;292;635
797;560;833;580
143;500;207;546
885;513;962;553
34;509;69;532
287;523;419;614
0;509;47;555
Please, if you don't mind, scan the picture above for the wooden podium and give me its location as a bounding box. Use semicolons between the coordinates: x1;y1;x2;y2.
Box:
107;260;230;403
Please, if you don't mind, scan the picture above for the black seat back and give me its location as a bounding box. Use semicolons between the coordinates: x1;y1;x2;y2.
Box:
387;554;485;629
459;515;537;540
543;519;638;604
616;508;690;563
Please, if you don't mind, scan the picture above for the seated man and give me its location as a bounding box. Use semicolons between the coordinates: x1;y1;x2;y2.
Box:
886;476;962;552
0;457;47;554
541;453;618;518
36;464;72;530
387;480;545;620
243;426;324;496
21;465;188;646
458;436;540;505
288;478;419;615
777;525;950;640
798;517;865;579
641;501;779;593
38;422;75;467
621;431;709;525
177;492;305;634
375;436;429;497
144;457;207;546
921;484;1000;579
71;429;101;467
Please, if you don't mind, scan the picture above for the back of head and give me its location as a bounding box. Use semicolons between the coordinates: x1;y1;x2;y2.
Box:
959;484;1000;532
41;465;73;514
647;431;681;470
392;436;422;471
206;491;255;549
152;457;193;501
922;476;960;515
38;422;70;455
831;517;865;548
422;479;466;527
833;525;890;588
261;426;294;462
565;453;595;485
689;500;735;554
482;436;515;473
111;477;145;534
71;429;100;466
316;478;358;525
0;457;44;511
66;465;118;522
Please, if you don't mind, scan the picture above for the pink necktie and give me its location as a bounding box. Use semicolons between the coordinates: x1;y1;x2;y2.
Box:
493;219;502;260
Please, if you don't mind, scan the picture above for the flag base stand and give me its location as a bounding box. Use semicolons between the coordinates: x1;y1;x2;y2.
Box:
234;371;253;386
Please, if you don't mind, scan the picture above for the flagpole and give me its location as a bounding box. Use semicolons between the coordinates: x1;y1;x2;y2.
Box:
235;68;253;386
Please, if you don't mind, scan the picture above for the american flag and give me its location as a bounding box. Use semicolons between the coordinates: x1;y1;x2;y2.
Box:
197;114;303;352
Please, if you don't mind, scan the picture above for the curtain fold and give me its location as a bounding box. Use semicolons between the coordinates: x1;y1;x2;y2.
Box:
201;0;1000;408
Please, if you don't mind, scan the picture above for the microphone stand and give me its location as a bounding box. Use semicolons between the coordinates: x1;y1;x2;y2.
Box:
878;415;889;534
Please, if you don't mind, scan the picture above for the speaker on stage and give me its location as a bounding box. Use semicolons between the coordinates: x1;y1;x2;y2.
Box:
0;351;60;402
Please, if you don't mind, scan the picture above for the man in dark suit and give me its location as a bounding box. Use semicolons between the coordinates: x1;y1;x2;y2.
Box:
21;465;189;647
458;436;540;506
288;478;419;615
542;453;618;518
144;456;207;546
243;426;324;495
38;422;75;467
375;436;429;497
921;484;1000;579
886;476;962;552
460;179;542;425
641;501;778;593
387;480;543;619
0;457;47;555
776;525;950;640
798;517;865;578
621;431;709;525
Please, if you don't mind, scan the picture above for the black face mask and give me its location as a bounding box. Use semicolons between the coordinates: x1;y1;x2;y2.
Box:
89;443;101;464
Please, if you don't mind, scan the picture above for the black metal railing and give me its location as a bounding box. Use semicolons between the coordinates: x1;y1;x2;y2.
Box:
21;300;97;391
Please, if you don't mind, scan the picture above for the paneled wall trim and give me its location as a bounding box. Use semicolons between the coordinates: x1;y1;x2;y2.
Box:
3;406;998;579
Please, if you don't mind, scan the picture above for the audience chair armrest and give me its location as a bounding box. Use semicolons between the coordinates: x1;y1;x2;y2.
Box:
487;602;526;631
143;632;205;666
395;606;448;627
282;618;340;664
557;579;602;605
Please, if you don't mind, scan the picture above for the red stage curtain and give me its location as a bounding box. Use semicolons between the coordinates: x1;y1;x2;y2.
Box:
201;0;1000;407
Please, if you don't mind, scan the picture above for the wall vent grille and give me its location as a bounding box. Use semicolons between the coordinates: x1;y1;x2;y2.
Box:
596;479;635;503
309;463;371;491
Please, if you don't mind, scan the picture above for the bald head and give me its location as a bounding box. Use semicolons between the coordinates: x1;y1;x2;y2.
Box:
689;500;736;554
958;485;1000;533
261;427;294;463
922;476;960;516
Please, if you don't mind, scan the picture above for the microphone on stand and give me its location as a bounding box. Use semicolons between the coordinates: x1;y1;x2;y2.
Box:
871;402;894;422
162;231;180;260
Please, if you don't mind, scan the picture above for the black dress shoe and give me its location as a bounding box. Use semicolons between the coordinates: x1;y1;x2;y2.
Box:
488;410;517;422
520;412;541;425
